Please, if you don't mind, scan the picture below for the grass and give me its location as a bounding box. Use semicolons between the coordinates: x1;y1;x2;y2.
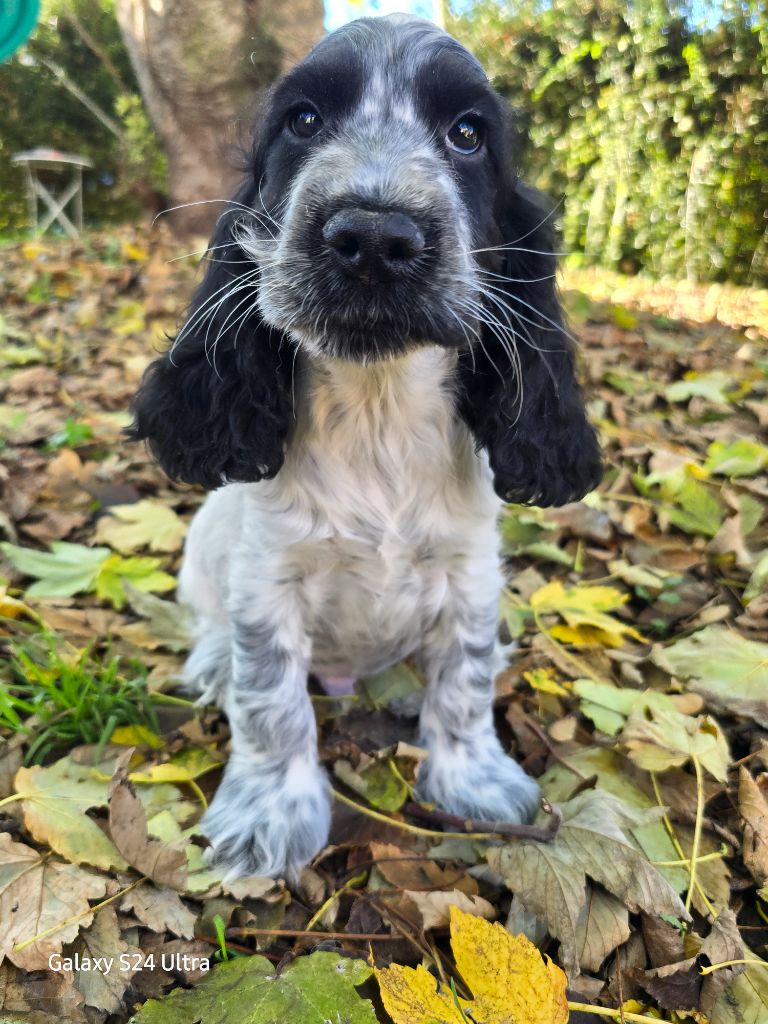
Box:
0;632;160;764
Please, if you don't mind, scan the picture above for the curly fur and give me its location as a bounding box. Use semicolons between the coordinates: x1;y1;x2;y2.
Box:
128;13;601;880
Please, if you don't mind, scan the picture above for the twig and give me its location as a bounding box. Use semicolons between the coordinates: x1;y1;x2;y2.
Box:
700;959;768;975
567;1003;674;1023
193;933;254;955
13;874;147;953
402;801;561;842
305;870;367;931
332;788;532;841
650;772;715;919
226;927;400;941
686;755;705;915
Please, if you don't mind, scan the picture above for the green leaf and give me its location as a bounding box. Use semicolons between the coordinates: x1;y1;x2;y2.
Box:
0;542;175;609
1;541;109;598
359;661;424;707
665;371;733;406
572;680;640;736
652;625;768;728
129;951;378;1024
704;439;768;478
664;476;725;538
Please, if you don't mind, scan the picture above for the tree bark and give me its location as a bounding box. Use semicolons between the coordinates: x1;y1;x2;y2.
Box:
115;0;324;237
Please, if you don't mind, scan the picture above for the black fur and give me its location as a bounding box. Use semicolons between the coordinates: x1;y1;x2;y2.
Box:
127;182;298;490
129;16;601;503
457;184;602;507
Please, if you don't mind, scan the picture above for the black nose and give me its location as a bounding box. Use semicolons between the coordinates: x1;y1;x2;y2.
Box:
322;208;426;282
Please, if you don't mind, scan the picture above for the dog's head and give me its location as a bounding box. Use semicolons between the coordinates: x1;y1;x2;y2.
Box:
129;14;602;504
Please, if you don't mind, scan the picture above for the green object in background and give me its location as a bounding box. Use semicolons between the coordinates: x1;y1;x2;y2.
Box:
0;0;40;62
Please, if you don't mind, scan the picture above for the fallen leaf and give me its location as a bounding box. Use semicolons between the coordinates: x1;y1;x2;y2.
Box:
108;750;188;889
405;889;495;930
0;833;106;971
738;767;768;886
377;906;569;1024
0;540;176;609
14;759;128;871
621;702;730;782
574;889;631;973
93;500;187;554
129;951;377;1023
121;884;197;938
71;905;141;1012
652;624;768;728
530;581;643;647
487;789;689;972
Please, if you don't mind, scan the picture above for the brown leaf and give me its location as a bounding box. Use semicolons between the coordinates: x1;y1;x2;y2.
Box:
107;750;187;889
633;956;701;1012
121;884;196;938
739;767;768;886
71;906;141;1013
0;961;88;1024
403;889;495;931
573;889;631;973
699;908;746;1015
0;834;106;971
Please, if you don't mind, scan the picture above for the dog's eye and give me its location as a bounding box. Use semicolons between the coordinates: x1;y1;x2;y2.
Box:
446;118;482;154
290;109;323;138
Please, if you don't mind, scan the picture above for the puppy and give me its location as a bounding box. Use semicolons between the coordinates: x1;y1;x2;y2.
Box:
129;14;602;879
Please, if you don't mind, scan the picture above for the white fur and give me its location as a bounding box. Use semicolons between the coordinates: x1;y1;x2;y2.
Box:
181;346;539;879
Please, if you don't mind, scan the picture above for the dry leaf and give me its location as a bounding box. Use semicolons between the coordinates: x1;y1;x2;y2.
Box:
621;703;730;782
121;884;197;938
0;833;106;971
14;759;128;871
738;767;768;886
93;499;187;554
488;789;689;972
71;905;141;1012
108;750;187;889
376;906;568;1024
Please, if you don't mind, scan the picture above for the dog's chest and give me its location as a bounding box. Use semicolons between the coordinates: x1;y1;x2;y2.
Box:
292;348;495;549
267;350;500;674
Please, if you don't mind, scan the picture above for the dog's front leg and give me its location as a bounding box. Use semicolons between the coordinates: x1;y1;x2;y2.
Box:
416;567;540;824
201;601;330;881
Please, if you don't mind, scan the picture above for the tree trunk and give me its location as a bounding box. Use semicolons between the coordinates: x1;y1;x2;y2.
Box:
115;0;324;237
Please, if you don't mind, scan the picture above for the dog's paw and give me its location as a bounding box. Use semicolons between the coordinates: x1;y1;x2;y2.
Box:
200;755;331;881
416;739;540;825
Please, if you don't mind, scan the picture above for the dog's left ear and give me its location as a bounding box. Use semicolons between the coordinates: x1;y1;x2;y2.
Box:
457;182;602;507
127;180;298;490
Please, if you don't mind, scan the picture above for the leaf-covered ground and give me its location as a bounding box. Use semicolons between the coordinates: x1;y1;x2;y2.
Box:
0;231;767;1024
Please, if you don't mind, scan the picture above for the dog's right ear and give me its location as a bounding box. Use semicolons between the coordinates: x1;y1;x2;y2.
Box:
127;180;297;490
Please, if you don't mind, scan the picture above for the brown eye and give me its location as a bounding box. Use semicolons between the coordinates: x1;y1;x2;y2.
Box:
290;110;322;138
446;118;482;154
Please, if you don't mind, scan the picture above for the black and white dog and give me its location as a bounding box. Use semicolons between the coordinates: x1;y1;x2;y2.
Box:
129;14;602;879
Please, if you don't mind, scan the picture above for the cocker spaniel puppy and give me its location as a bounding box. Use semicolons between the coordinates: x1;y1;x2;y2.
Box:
129;14;602;879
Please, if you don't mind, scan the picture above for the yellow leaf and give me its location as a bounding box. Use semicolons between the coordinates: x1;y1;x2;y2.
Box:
110;724;165;750
121;241;149;261
93;500;187;554
449;907;569;1024
375;963;467;1024
129;748;222;785
523;668;570;696
375;907;569;1024
531;581;643;646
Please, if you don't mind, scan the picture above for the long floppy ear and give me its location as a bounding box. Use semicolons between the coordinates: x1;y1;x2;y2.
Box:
457;182;602;507
127;180;297;490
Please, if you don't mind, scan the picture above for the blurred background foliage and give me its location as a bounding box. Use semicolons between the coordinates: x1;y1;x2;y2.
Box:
1;0;766;285
452;0;768;285
0;0;166;234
